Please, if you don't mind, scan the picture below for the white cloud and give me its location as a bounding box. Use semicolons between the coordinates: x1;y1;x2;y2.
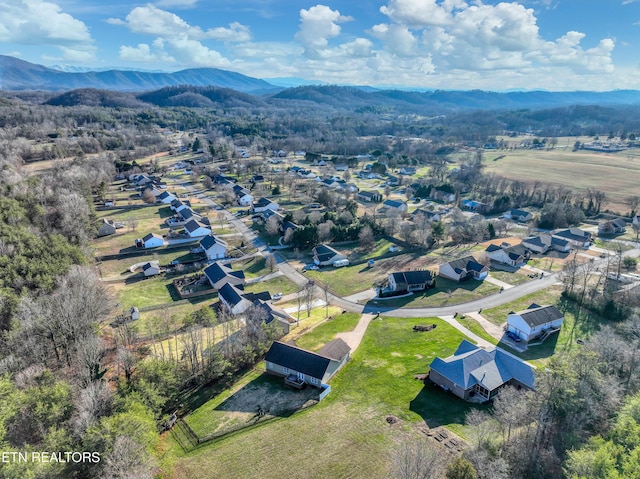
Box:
0;0;95;61
119;42;175;63
295;5;352;50
155;0;199;7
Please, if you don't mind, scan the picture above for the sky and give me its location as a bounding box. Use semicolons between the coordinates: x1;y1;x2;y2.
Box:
1;0;640;91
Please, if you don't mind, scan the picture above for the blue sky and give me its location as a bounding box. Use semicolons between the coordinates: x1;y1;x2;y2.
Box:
1;0;639;91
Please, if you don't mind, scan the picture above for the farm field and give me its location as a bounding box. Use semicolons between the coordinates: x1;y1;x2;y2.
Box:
163;316;480;479
482;147;640;213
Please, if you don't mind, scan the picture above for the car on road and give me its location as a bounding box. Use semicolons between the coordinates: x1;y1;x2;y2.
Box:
271;293;283;301
302;264;319;271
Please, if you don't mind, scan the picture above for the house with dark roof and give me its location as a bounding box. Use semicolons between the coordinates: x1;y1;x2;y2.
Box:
430;188;456;203
598;218;627;236
252;198;280;214
179;207;201;221
142;261;160;277
200;235;227;260
439;256;489;282
358;190;382;202
427;340;535;401
232;185;253;206
139;233;164;248
382;199;408;214
506;304;564;342
412;209;441;223
386;175;400;186
157;191;177;204
217;283;253;315
485;243;530;267
313;244;346;266
184;219;211;238
97;218;117;237
399;167;416;175
504;208;533;222
388;270;435;293
552;228;592;249
264;340;351;388
204;263;245;290
461;199;485;211
521;234;570;254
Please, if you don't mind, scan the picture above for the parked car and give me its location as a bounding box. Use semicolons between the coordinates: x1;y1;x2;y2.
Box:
272;293;283;301
507;331;521;342
302;264;319;271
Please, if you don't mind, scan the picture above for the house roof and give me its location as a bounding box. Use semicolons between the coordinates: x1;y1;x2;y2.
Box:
522;234;569;249
265;341;331;379
180;207;197;219
446;256;487;274
218;283;246;307
486;243;527;260
143;233;162;242
184;219;209;234
204;262;244;285
383;199;406;209
317;338;351;361
512;304;564;328
413;209;439;219
254;197;275;208
200;235;227;250
554;228;591;242
509;208;531;218
429;340;535;391
391;270;433;287
142;261;158;271
358;190;380;198
313;244;341;263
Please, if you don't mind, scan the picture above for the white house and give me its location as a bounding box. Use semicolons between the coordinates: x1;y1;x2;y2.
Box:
184;219;212;238
233;185;253;206
252;198;280;214
506;304;564;342
552;228;592;249
521;234;570;254
217;283;253;315
504;209;533;222
204;263;245;290
139;233;164;249
200;235;227;260
157;191;177;204
485;243;530;267
382;199;408;214
142;261;161;277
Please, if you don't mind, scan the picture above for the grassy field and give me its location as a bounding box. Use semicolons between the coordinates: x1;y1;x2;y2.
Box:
162;316;481;479
482;147;640;213
243;275;299;296
294;312;361;351
113;275;179;310
488;270;532;286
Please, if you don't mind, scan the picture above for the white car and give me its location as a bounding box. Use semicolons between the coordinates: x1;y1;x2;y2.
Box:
271;293;283;301
303;264;319;271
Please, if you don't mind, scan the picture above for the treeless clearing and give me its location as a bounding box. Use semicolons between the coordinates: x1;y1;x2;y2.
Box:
483;148;640;213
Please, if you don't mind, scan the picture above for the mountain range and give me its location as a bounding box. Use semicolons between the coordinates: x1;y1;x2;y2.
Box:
4;55;640;113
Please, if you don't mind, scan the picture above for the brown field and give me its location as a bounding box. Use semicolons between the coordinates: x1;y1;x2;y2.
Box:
483;147;640;213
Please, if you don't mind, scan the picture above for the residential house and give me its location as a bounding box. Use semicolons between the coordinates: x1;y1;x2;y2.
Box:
553;228;592;249
142;261;161;277
382;199;408;214
439;256;489;282
427;340;535;401
430;188;456;203
313;244;346;266
200;235;227;260
504;209;533;222
264;340;351;388
598;218;627;235
386;175;400;186
184;219;212;238
232;185;253;206
252;174;265;183
139;233;164;249
521;234;570;254
97;218;117;237
461;199;485;211
157;191;177;204
485;243;530;267
358;190;382;202
506;303;564;342
252;198;280;214
387;270;435;293
178;207;201;222
217;283;253;315
399;167;416;175
204;263;245;290
251;300;297;334
412;209;441;222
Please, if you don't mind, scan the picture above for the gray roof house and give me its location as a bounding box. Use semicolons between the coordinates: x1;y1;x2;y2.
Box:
521;234;570;254
217;283;253;315
204;263;245;290
552;228;592;249
265;340;351;388
485;243;530;267
598;218;627;235
428;340;535;401
382;199;408;213
504;209;533;222
313;244;346;266
439;256;489;282
388;271;435;293
506;304;564;342
184;219;212;238
200;235;227;260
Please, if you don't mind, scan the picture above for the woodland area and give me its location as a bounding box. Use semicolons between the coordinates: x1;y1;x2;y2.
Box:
0;92;640;478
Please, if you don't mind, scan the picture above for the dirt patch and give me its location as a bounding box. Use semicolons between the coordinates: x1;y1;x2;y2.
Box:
385;415;399;425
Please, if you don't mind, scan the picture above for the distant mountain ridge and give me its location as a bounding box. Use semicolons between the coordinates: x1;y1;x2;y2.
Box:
0;55;275;93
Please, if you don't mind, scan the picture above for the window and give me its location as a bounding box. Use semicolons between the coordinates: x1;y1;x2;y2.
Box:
283;367;289;374
310;377;319;385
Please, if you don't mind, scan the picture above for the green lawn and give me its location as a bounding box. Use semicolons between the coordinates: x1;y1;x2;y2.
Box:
97;249;204;279
488;270;532;286
243;276;298;296
162;317;483;479
114;275;179;310
294;312;361;351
